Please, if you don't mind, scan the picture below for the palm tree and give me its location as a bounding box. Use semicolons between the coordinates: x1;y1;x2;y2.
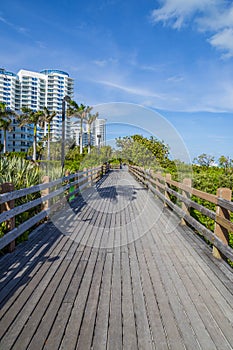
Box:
85;112;98;154
18;107;43;161
0;102;16;153
67;101;93;154
40;107;57;160
0;119;12;153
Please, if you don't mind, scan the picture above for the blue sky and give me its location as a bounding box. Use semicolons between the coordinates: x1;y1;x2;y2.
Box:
1;0;233;162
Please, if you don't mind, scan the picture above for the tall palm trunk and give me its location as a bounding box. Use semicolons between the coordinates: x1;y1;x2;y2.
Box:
3;129;7;153
88;124;91;154
80;117;83;154
47;122;51;161
33;124;37;161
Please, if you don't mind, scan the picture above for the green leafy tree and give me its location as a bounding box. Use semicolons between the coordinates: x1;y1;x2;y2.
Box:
0;102;17;153
0;118;12;153
67;101;93;155
218;155;233;173
116;135;170;169
17;107;43;161
194;153;215;167
40;107;57;160
131;135;169;163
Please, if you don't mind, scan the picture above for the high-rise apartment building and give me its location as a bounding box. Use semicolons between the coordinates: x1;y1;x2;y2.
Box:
18;69;74;141
92;119;106;146
0;68;74;153
70;118;106;149
0;69;33;152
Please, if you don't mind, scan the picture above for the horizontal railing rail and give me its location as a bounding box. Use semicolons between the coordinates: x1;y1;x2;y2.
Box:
0;163;110;252
129;165;233;262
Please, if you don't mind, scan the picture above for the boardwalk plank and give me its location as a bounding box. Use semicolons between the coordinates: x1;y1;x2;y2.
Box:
128;242;154;350
107;247;122;350
157;213;233;347
76;258;105;350
121;248;138;350
92;253;113;350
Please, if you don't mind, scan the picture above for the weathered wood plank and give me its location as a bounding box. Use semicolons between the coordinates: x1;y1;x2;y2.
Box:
107;247;122;350
92;252;113;350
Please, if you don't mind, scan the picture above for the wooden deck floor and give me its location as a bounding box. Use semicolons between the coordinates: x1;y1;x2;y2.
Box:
0;169;233;350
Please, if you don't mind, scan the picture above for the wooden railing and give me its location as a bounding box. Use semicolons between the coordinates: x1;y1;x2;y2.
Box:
0;163;110;252
129;165;233;262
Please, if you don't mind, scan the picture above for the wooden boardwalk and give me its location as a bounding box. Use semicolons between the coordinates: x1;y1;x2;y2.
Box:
0;169;233;350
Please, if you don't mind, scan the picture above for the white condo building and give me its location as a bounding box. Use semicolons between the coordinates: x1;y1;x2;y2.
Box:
0;69;33;152
70;118;106;149
18;69;74;141
92;119;106;146
0;68;74;153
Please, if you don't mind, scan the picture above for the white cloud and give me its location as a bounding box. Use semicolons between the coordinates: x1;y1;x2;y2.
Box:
151;0;233;58
151;0;216;29
0;14;28;35
98;80;166;99
93;58;118;67
166;75;184;82
208;28;233;58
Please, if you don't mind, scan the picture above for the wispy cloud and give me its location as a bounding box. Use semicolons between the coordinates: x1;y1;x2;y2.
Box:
208;29;233;59
93;58;118;67
98;80;166;99
166;75;184;82
151;0;233;58
0;14;29;35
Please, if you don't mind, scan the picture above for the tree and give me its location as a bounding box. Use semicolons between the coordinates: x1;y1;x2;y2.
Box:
85;112;98;154
218;155;233;172
194;153;215;167
115;134;170;168
67;101;93;155
0;118;12;153
17;107;43;161
0;102;16;153
40;107;57;160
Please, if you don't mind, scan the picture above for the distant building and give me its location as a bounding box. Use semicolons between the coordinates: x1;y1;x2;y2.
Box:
0;69;33;152
92;118;106;146
70;118;106;150
0;68;74;153
18;69;74;141
70;122;95;148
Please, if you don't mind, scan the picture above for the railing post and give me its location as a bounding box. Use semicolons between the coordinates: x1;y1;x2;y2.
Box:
213;188;232;259
164;173;172;207
90;168;93;186
83;167;87;187
181;178;192;225
156;171;162;195
41;176;50;217
1;182;15;252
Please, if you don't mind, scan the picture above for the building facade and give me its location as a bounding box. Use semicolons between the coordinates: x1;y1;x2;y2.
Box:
0;68;74;153
92;118;106;147
70;118;106;149
18;69;74;142
0;68;33;152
